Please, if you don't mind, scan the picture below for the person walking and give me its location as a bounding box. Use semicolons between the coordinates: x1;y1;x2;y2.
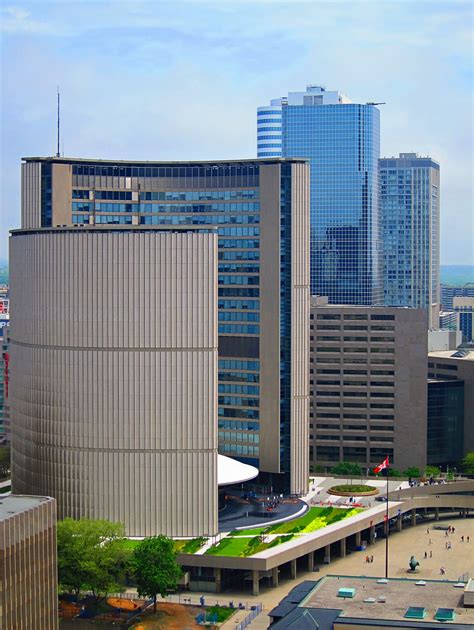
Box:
424;551;427;559
430;550;433;558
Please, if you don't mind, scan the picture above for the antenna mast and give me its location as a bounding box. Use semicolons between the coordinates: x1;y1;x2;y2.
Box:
56;87;61;158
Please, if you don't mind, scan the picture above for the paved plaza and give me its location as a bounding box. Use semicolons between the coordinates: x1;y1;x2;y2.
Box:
215;515;474;628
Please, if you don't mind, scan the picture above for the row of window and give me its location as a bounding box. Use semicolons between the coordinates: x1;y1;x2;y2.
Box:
218;430;260;443
219;371;259;383
220;443;260;456
218;275;259;285
218;359;260;371
141;189;259;201
218;287;260;297
218;407;259;419
316;314;395;321
219;251;259;261
218;384;260;395
140;202;260;213
218;311;260;322
218;264;260;274
316;347;395;353
218;419;259;430
218;396;259;407
218;324;260;334
95;215;133;224
72;164;260;178
217;299;259;310
140;215;259;226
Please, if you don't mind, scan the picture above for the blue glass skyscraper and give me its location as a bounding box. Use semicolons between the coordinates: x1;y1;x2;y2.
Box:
258;85;383;304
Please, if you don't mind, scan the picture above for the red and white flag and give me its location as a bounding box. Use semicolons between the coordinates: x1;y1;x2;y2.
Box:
373;456;389;474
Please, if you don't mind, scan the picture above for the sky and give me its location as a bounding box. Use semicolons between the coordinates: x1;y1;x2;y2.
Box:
0;0;473;264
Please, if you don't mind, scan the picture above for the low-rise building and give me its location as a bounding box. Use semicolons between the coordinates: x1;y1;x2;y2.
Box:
428;347;474;455
310;298;427;472
0;495;58;629
269;576;474;629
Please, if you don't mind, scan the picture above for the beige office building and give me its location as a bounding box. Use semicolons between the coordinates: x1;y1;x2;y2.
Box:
0;495;58;630
310;298;428;472
10;226;218;537
19;157;310;495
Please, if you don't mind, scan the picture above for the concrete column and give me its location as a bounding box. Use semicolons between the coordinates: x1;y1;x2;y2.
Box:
307;551;314;572
435;507;439;521
355;531;362;547
272;567;279;587
324;544;331;564
369;526;376;545
411;508;417;526
290;558;297;579
340;538;346;558
396;515;402;532
214;568;221;593
252;570;259;596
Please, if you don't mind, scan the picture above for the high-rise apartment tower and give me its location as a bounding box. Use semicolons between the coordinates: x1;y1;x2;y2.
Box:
379;153;440;327
258;85;382;305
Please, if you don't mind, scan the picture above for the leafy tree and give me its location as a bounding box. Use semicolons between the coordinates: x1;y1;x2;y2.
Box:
387;468;401;477
57;518;130;600
461;452;474;475
425;465;441;478
403;467;421;478
331;462;362;477
132;536;183;611
0;446;10;479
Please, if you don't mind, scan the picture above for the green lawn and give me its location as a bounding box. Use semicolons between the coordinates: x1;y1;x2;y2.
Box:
174;537;207;554
229;527;267;537
267;506;361;535
205;534;294;557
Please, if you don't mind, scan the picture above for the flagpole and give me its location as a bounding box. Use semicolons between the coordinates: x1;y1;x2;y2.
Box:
385;458;389;579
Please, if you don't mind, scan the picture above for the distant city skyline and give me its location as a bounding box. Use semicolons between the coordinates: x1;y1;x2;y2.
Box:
0;1;472;264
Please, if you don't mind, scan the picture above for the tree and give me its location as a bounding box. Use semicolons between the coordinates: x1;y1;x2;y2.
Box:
57;518;131;600
132;536;183;611
425;465;441;478
331;462;362;477
0;446;10;479
403;467;421;478
461;452;474;475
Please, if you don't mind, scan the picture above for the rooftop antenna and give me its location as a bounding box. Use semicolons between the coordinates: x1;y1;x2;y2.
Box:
56;87;61;158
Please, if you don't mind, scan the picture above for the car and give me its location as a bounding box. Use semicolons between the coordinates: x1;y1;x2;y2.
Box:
375;495;388;502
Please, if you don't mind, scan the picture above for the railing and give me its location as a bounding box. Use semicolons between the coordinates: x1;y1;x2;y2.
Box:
235;603;263;630
458;572;470;583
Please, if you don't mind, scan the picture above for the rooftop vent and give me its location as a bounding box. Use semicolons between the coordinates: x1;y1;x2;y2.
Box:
435;608;456;621
338;587;355;599
415;581;427;586
405;607;426;619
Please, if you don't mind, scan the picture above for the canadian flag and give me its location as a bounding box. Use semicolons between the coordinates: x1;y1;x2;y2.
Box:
373;456;389;474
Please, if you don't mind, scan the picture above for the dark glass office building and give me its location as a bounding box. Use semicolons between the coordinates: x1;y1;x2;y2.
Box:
427;379;464;466
258;86;382;305
20;157;310;493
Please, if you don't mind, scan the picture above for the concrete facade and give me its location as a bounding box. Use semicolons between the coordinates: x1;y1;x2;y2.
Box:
310;299;428;471
19;157;310;494
0;495;58;630
10;226;219;537
428;348;474;455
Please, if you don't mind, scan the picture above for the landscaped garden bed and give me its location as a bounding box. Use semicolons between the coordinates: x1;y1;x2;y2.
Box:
205;506;361;557
327;484;378;496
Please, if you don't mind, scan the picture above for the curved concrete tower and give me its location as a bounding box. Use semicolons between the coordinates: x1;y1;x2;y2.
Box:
9;226;218;537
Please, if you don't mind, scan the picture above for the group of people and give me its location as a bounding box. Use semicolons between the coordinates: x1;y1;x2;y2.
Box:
365;555;374;563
